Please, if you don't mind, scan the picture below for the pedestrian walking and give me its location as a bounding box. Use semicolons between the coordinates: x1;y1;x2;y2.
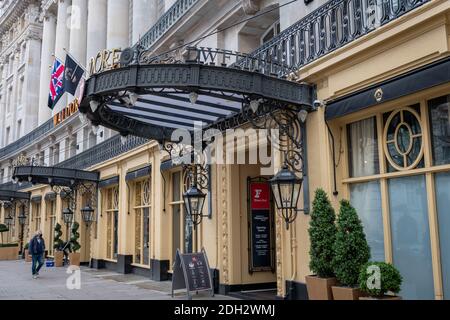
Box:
29;230;45;279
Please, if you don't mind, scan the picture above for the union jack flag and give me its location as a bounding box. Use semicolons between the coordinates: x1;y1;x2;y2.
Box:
48;58;65;110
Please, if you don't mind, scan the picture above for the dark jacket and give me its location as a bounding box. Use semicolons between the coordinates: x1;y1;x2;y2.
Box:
29;236;46;255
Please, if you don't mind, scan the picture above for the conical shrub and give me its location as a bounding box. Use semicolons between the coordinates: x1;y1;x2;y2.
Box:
332;200;371;286
308;189;337;278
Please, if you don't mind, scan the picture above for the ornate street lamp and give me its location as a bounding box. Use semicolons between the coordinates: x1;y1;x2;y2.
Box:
183;184;206;228
62;207;74;226
81;205;95;226
270;165;303;230
4;215;13;228
18;212;27;226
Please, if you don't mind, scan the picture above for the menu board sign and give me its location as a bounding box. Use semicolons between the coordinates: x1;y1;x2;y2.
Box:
249;180;274;273
171;249;214;299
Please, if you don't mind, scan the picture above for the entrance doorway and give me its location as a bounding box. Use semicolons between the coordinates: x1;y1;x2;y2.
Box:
230;164;278;299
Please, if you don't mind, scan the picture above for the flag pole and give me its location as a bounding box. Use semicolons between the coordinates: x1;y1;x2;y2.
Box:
62;48;88;73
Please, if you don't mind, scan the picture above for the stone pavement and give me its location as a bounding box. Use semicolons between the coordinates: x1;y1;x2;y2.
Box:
0;260;237;300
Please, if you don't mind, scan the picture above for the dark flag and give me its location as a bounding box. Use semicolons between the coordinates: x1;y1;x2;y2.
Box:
48;58;65;110
63;54;85;96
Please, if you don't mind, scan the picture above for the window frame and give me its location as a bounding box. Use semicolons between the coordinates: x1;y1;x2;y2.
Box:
336;83;450;300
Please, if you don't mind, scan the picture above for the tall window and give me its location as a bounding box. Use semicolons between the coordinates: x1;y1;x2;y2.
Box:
344;95;450;300
17;76;24;106
104;186;119;260
32;202;41;234
133;178;151;266
46;199;56;256
261;21;281;45
170;171;194;263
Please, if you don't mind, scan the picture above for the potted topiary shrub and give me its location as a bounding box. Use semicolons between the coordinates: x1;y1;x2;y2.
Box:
359;262;403;300
24;242;32;262
54;223;64;267
69;222;81;266
306;189;338;300
0;224;8;244
331;200;371;300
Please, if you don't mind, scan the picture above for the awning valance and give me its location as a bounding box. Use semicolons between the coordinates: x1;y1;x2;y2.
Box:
0;189;31;202
325;57;450;120
13;166;99;187
98;176;119;189
126;166;152;182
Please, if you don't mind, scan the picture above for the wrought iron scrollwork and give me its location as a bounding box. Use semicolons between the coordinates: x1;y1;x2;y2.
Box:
242;99;305;174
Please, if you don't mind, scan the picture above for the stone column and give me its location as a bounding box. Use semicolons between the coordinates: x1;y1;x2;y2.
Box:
103;0;130;141
53;0;72;115
0;60;7;147
107;0;130;49
132;0;157;44
38;12;57;126
69;0;88;66
86;0;107;63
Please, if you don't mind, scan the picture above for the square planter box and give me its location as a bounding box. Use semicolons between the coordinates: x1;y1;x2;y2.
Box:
25;251;32;263
54;251;64;267
360;295;402;300
0;246;19;261
69;252;81;267
305;275;337;300
332;286;367;300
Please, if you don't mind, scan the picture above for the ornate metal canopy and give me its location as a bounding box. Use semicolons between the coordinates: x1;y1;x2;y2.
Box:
12;166;100;215
80;46;315;146
0;189;31;222
13;166;99;187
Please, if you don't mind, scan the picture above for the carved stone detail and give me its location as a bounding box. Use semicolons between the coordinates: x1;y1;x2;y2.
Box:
242;0;262;15
221;165;229;284
276;214;284;297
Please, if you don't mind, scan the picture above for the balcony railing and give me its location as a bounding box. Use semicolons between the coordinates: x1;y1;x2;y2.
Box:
0;118;54;160
57;135;149;170
236;0;430;77
135;0;200;50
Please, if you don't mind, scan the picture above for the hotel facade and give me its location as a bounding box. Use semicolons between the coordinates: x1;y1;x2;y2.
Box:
1;0;450;300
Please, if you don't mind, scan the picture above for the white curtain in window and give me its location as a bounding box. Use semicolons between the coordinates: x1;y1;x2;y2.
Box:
349;117;379;177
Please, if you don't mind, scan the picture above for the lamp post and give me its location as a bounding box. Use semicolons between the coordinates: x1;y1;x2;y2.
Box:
4;214;13;243
269;165;304;230
81;205;95;226
183;184;206;228
18;207;27;255
62;207;74;241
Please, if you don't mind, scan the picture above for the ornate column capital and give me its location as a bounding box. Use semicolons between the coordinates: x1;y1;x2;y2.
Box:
242;0;262;15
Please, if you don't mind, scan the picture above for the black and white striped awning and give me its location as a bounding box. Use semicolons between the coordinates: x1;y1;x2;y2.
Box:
81;62;314;143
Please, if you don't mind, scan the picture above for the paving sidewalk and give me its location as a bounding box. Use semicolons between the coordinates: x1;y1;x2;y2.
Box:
0;260;236;300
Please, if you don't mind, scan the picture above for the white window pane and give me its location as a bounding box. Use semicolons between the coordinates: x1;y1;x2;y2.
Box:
350;181;384;261
347;117;379;177
389;175;434;300
435;172;450;300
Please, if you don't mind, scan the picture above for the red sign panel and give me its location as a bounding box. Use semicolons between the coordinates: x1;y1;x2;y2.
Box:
250;182;271;210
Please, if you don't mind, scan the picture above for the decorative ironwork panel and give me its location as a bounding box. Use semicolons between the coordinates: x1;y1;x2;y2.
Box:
235;0;430;78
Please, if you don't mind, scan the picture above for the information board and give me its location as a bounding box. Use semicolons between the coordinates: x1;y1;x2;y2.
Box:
249;179;274;273
171;248;214;299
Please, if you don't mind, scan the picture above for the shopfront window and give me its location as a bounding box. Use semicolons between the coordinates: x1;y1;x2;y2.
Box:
344;97;450;300
170;171;194;263
388;175;434;300
133;178;151;266
104;186;119;260
429;94;450;166
347;117;379;177
350;181;384;261
435;171;450;299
